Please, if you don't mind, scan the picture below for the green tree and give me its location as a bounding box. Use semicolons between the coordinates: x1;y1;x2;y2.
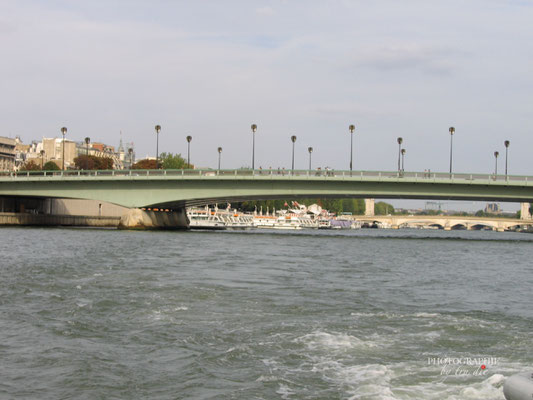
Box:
20;160;41;171
341;198;365;214
43;161;60;170
320;199;343;214
160;152;188;169
375;201;394;215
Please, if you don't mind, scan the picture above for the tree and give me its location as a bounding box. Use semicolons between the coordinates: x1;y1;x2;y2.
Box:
132;159;157;169
375;201;394;215
20;160;41;171
43;161;60;170
74;155;114;170
160;152;188;169
341;198;365;214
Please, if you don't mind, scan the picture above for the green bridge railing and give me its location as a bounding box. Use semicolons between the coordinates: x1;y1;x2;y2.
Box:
0;169;530;184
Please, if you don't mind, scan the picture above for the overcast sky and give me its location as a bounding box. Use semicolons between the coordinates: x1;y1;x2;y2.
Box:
1;1;532;210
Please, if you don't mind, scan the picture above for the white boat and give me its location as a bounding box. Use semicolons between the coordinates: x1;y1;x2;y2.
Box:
225;213;254;230
253;215;278;229
187;209;227;230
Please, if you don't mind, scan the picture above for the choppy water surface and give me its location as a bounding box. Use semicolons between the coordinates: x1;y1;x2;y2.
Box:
1;227;532;399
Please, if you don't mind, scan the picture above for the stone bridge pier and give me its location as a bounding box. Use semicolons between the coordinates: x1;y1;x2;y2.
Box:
520;202;531;220
118;208;189;230
365;198;375;216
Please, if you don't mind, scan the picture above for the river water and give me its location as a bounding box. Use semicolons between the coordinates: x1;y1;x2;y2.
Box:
0;227;532;399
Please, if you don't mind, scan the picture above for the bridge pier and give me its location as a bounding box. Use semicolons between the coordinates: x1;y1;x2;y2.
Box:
520;202;531;220
118;208;189;230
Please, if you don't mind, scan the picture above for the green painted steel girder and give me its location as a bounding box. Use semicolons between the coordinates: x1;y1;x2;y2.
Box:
1;170;532;208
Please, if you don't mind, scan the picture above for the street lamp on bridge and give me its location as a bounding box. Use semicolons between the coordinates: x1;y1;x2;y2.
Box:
494;151;499;176
349;124;355;175
449;126;455;175
40;150;45;169
128;148;134;169
401;148;406;172
61;127;67;170
308;147;313;171
291;135;297;171
155;125;161;168
251;124;257;169
84;137;90;170
397;137;403;173
217;147;222;171
186;135;192;168
504;140;510;177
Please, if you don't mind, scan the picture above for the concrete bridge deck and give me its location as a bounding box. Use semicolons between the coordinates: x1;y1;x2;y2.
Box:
1;169;533;210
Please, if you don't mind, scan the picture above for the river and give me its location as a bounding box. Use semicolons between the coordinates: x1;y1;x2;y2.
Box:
0;227;531;399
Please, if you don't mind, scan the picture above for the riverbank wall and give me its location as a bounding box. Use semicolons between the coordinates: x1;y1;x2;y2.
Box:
0;212;120;227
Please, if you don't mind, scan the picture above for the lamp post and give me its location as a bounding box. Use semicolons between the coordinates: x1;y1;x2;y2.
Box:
494;151;499;176
84;137;90;170
504;140;510;177
397;137;403;173
308;147;313;171
128;148;133;169
251;124;257;170
155;125;161;168
449;126;455;175
401;148;406;172
186;135;192;168
291;135;297;172
349;124;355;175
61;126;67;170
40;150;45;169
217;147;222;171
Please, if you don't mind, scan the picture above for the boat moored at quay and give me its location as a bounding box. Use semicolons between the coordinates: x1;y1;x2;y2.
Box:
187;203;360;230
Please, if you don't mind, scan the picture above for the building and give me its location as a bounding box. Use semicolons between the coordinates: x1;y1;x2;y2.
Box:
485;203;501;214
0;136;16;171
13;135;134;171
42;138;77;169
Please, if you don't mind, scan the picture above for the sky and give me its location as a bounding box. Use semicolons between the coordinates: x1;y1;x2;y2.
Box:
1;0;532;211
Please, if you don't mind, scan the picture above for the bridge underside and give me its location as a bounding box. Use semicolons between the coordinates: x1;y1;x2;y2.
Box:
1;176;533;209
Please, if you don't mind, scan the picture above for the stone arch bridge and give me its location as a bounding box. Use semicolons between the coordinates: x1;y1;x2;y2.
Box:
353;215;528;232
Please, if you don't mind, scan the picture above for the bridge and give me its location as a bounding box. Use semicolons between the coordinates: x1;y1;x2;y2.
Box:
352;215;529;232
1;169;532;228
